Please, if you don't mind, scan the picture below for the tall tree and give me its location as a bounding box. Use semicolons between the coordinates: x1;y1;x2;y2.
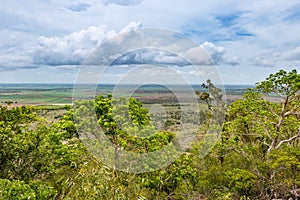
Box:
256;69;300;152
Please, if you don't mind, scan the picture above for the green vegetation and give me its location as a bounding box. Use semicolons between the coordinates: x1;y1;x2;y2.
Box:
0;88;73;105
0;69;299;199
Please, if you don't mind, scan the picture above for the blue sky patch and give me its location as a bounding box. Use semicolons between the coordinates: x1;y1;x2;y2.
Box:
216;14;240;27
282;4;300;23
66;3;91;12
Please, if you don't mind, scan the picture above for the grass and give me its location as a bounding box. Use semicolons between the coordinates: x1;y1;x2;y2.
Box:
0;90;73;105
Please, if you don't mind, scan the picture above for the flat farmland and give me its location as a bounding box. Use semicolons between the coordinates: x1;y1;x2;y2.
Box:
0;83;252;106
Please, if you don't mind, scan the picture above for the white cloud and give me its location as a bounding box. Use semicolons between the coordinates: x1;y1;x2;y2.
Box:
112;49;188;66
82;25;241;67
253;56;276;67
31;24;240;68
200;42;225;62
1;0;300;83
188;69;202;77
0;30;37;70
251;44;300;67
120;21;143;33
101;0;143;6
225;56;240;66
283;46;300;62
32;25;117;66
181;46;212;65
0;54;33;69
181;42;240;66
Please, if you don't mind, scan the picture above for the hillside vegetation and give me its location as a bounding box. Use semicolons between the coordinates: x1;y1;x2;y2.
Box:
0;69;299;199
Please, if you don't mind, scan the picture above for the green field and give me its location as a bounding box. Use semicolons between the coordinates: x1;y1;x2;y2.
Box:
0;84;252;106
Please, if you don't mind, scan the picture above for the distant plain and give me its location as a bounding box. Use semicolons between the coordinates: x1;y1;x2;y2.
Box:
0;83;253;106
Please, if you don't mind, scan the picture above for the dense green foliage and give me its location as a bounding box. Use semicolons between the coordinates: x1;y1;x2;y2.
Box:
0;69;299;199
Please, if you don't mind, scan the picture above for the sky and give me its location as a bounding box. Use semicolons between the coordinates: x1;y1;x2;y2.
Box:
1;0;300;84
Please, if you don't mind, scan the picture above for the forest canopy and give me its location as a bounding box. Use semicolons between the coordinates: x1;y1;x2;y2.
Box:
0;69;299;199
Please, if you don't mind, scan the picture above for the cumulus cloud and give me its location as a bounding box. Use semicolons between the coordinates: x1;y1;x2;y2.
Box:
101;0;143;6
200;42;225;63
120;21;143;33
225;56;240;66
107;42;239;67
112;49;188;66
253;56;277;67
84;27;240;67
181;42;240;66
31;21;145;66
2;21;240;71
251;44;300;67
32;25;117;66
0;53;32;68
181;46;212;65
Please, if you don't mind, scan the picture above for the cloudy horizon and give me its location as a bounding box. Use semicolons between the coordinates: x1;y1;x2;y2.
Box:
1;0;300;84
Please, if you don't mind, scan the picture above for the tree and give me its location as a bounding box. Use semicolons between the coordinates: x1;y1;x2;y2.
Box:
195;79;227;163
220;69;300;198
195;79;226;125
0;105;89;199
223;69;300;155
256;69;300;151
1;69;299;199
66;95;198;199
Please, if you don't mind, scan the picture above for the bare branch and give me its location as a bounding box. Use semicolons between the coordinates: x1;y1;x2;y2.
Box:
275;96;289;131
264;127;274;141
263;141;270;147
274;127;300;149
270;122;277;126
284;111;300;117
268;140;276;153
